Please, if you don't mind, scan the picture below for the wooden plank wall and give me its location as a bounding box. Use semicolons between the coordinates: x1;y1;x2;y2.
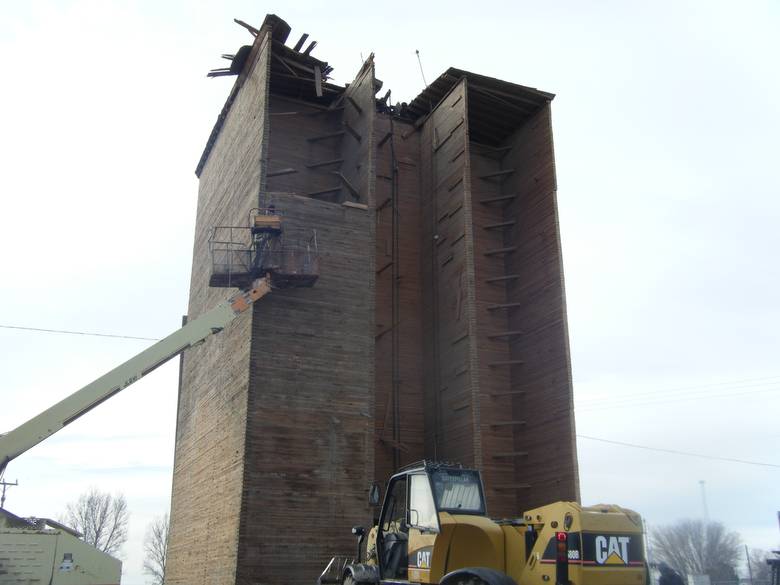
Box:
237;193;374;585
420;80;481;469
500;104;579;510
373;114;425;487
166;24;273;585
266;96;344;198
340;57;376;206
468;134;527;518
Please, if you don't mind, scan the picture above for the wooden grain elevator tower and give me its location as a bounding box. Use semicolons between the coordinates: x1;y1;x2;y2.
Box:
167;14;579;585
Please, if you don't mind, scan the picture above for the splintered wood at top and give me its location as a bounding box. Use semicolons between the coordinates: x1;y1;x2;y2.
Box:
313;66;323;97
292;33;309;52
272;53;299;77
233;18;259;36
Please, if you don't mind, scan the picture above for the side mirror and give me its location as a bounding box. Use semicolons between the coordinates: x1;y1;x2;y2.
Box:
352;526;366;563
368;482;381;506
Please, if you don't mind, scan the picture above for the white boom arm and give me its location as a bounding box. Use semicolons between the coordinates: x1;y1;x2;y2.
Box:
0;278;271;476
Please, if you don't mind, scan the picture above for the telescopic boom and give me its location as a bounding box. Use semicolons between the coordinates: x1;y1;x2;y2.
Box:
0;278;271;477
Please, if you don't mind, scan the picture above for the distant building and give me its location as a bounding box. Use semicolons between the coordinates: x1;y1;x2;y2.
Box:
0;508;121;584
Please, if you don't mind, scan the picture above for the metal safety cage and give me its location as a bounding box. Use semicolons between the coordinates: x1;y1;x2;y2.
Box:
258;229;320;288
209;225;320;289
208;225;255;288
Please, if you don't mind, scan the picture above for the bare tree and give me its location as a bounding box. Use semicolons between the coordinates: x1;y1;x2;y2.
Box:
143;513;169;585
748;549;773;584
651;520;741;581
63;488;129;556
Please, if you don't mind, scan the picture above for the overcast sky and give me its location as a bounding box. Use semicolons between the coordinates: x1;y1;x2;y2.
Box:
1;1;778;584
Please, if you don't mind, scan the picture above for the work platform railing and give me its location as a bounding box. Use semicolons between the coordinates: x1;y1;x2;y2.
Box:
209;224;319;289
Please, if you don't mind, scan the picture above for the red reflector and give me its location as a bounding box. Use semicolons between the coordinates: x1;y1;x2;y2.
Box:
556;531;567;542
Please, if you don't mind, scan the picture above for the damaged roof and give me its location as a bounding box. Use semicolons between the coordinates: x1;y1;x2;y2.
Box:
196;16;556;175
196;14;344;177
406;68;554;145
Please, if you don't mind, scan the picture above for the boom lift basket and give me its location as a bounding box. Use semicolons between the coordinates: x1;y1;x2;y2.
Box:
208;219;319;289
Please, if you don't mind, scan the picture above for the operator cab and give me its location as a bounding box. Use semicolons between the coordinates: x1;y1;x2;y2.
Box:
377;462;487;580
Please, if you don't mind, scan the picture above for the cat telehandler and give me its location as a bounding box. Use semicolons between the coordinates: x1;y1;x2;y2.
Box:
318;461;647;585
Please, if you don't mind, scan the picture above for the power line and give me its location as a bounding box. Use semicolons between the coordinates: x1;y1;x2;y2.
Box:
0;324;160;342
577;434;780;468
576;385;780;412
578;374;780;406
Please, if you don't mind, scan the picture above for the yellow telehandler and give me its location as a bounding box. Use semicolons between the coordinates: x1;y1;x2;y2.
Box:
319;461;647;585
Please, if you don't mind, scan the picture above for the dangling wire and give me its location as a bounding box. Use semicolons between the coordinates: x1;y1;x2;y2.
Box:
389;117;402;472
415;50;428;88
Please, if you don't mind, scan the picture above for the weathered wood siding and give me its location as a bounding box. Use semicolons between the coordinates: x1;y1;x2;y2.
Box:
420;80;482;468
167;24;272;585
266;96;344;197
500;105;579;509
374;114;425;485
171;16;578;580
237;193;374;585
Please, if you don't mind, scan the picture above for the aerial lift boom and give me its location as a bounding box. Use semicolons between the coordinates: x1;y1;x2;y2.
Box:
0;278;272;478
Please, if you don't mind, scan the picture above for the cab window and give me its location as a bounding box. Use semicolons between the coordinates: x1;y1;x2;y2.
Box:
409;474;438;532
381;476;407;532
431;469;485;514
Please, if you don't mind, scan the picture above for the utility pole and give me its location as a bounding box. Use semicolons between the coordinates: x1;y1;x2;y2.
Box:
0;478;18;508
699;480;710;522
745;544;754;585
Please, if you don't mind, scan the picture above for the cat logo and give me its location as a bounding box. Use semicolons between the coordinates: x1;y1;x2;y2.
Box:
595;535;631;565
416;550;432;569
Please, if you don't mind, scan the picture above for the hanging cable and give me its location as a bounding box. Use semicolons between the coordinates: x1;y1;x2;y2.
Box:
389;117;402;471
0;324;159;342
577;434;780;468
